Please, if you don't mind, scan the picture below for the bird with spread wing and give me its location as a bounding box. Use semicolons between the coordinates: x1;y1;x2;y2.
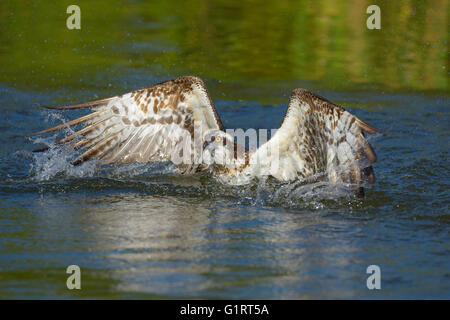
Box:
31;76;380;196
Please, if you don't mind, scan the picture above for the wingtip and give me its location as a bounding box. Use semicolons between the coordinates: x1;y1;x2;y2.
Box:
362;139;377;163
39;104;65;110
71;158;83;166
29;128;51;137
363;166;376;184
356;117;382;134
36;104;84;110
32;145;50;153
28;110;105;138
37;97;111;110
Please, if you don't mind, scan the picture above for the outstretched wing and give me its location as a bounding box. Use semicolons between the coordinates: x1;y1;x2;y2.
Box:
251;88;379;194
31;76;224;172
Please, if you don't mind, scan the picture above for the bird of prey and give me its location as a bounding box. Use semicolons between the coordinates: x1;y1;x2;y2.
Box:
32;76;379;196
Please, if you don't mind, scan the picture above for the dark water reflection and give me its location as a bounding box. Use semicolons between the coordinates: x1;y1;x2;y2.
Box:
0;0;449;299
2;184;447;298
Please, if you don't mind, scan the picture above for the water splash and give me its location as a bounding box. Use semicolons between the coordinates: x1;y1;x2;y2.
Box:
27;112;362;207
28;141;361;207
28;111;98;181
30;143;98;181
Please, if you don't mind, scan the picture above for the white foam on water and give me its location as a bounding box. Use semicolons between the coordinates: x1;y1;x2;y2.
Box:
252;172;359;208
30;142;98;181
29;111;99;181
106;161;177;180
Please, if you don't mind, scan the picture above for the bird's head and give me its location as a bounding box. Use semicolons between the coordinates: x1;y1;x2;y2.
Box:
202;130;236;168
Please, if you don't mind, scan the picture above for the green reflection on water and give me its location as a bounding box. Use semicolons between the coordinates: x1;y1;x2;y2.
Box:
0;0;448;94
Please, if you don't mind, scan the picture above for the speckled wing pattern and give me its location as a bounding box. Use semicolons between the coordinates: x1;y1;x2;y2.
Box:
32;76;223;173
32;77;379;192
252;88;379;191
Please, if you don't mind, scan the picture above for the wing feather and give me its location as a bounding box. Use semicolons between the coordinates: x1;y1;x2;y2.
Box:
30;110;106;136
32;76;223;171
252;88;380;194
41;97;113;110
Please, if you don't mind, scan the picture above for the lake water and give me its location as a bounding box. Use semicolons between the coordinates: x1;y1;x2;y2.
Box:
0;0;448;299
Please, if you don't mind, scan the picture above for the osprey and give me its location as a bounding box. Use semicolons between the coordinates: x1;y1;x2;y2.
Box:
32;76;379;196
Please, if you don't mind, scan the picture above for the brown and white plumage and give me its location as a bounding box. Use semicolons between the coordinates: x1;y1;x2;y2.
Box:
32;76;380;195
32;76;223;174
247;89;379;195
